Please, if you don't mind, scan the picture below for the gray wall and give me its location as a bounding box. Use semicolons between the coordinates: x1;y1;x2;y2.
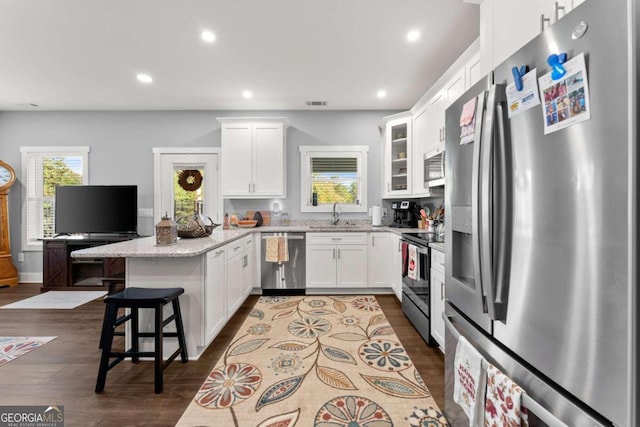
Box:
0;109;399;278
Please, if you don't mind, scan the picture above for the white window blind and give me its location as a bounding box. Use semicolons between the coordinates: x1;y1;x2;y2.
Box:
310;157;359;205
299;145;368;213
21;147;89;251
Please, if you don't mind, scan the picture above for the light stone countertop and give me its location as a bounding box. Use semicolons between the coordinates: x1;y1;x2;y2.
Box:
429;241;445;253
71;224;429;258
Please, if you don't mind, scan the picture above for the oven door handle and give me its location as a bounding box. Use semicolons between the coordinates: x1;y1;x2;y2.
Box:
401;239;430;255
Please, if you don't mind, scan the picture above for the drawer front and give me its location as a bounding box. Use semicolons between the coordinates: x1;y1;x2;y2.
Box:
431;248;445;274
307;232;367;245
227;239;245;260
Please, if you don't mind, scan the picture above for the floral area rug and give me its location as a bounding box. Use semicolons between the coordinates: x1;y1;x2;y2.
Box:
0;337;57;367
177;295;448;427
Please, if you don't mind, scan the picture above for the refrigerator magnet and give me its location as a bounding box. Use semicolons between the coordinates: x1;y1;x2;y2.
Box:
506;68;541;118
538;52;591;135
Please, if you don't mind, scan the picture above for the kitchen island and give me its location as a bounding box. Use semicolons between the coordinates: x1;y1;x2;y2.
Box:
72;229;256;360
71;224;431;359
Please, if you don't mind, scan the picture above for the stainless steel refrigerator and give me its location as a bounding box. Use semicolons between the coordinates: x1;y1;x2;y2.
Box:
444;1;637;426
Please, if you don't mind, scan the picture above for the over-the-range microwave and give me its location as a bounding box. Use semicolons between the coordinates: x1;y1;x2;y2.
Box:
424;148;444;187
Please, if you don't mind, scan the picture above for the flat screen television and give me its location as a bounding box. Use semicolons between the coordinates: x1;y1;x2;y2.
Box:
55;185;138;235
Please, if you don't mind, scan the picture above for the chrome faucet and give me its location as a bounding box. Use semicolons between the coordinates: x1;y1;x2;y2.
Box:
331;202;341;225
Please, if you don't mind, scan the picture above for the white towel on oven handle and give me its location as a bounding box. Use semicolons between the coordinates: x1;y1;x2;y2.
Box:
408;244;418;280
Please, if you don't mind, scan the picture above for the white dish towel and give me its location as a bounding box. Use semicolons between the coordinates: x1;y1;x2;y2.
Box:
454;336;486;426
407;244;418;280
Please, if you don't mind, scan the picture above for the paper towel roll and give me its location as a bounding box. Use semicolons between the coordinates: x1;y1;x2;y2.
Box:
371;205;382;226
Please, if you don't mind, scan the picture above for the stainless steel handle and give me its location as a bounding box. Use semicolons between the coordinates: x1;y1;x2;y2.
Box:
440;151;445;179
246;239;252;244
233;245;242;251
371;235;375;246
261;235;305;240
471;86;484;314
492;101;509;320
387;183;390;192
441;281;445;300
331;238;342;241
214;249;224;257
337;248;341;259
333;248;336;260
554;1;565;21
540;14;551;31
442;315;568;427
480;84;497;318
249;183;251;193
253;183;256;192
398;240;402;252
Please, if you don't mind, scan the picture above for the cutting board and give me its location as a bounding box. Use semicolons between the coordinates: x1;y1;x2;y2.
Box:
246;211;271;226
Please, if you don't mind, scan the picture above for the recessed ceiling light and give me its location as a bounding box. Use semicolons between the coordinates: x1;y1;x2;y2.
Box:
136;73;153;84
201;30;216;43
407;30;421;42
377;90;387;99
242;90;253;99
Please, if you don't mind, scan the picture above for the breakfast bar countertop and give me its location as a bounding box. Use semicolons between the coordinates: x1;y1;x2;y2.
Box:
70;224;429;259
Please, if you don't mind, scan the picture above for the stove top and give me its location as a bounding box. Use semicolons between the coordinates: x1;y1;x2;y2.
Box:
401;232;443;246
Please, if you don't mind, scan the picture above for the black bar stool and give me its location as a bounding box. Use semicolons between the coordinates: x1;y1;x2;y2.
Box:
95;287;188;394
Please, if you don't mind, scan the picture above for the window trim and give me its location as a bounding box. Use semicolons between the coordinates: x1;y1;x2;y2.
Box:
299;145;368;213
20;146;90;251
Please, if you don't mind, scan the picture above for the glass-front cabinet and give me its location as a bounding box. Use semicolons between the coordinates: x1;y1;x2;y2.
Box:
381;112;412;198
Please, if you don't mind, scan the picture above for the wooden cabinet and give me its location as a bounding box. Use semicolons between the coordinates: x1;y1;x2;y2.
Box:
481;0;585;73
219;118;289;198
306;233;367;288
42;237;129;292
205;247;226;343
367;233;394;288
381;113;412;198
430;247;445;350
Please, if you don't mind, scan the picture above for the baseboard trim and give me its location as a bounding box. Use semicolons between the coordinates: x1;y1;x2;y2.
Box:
19;272;43;283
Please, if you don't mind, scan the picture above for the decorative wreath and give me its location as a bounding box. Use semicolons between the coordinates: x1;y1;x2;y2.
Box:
178;169;203;192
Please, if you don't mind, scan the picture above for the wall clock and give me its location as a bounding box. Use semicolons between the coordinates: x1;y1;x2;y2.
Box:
0;160;19;286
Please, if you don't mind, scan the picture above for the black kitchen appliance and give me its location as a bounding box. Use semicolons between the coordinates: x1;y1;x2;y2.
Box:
390;200;417;228
400;233;433;345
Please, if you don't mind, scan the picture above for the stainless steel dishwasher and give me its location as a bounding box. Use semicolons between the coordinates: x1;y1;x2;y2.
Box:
260;232;305;295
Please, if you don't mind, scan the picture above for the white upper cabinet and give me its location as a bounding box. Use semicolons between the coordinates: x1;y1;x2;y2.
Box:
219;118;288;198
381;113;412;198
481;0;586;73
408;39;480;197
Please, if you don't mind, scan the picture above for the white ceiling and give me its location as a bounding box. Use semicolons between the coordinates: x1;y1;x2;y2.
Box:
0;0;479;111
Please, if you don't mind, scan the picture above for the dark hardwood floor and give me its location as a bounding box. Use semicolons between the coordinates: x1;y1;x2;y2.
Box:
0;284;444;426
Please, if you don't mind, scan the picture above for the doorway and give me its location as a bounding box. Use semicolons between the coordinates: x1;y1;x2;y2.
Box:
153;148;221;225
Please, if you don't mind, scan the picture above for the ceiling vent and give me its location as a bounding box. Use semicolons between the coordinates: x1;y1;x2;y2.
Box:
306;101;327;107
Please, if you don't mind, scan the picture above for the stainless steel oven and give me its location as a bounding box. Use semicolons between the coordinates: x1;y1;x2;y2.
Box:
401;234;433;345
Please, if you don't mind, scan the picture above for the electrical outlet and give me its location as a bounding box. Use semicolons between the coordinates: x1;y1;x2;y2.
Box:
138;208;154;218
17;252;24;263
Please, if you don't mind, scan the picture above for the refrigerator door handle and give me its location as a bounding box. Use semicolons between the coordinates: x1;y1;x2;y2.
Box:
443;313;569;427
471;89;488;314
493;100;510;320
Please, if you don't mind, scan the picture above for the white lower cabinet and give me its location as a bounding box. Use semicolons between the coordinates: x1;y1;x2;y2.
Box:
306;233;367;288
205;247;227;343
226;235;255;317
390;233;403;301
368;232;394;288
430;247;445;350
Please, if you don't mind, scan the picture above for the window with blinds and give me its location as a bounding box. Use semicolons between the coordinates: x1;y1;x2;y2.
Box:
299;146;368;213
310;157;359;205
20;147;89;250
